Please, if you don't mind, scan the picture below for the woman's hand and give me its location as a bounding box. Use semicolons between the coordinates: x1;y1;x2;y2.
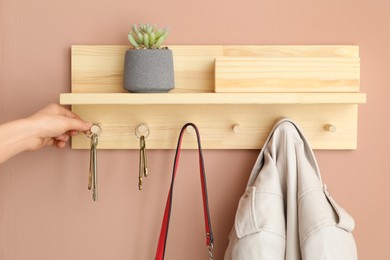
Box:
26;103;92;150
0;104;92;164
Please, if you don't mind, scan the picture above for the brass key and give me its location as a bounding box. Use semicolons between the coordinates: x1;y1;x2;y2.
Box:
138;135;148;190
91;134;98;201
88;140;93;190
141;135;148;177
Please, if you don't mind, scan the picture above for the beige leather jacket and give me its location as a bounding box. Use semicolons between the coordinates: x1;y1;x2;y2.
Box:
224;119;357;260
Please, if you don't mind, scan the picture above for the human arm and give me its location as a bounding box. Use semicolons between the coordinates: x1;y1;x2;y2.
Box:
0;103;92;164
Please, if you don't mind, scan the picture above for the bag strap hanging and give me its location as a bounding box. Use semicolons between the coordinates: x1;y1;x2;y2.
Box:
155;123;214;260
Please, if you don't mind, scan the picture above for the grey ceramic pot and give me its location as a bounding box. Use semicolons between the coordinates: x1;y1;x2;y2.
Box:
123;49;175;93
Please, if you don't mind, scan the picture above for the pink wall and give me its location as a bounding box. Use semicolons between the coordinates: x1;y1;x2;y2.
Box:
0;0;389;259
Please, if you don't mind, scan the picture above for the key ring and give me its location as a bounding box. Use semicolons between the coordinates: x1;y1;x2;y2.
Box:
86;124;102;139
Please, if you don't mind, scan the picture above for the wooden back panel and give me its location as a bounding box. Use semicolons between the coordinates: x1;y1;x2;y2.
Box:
71;45;359;93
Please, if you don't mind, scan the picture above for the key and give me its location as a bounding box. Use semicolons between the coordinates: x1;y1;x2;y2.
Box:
88;140;93;190
91;134;98;201
138;135;148;190
141;135;148;177
138;136;144;190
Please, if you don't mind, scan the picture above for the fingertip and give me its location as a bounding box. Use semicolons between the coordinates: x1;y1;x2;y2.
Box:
56;141;66;148
66;119;93;132
85;121;93;129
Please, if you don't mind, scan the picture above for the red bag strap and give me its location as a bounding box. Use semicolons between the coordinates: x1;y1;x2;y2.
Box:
155;123;214;260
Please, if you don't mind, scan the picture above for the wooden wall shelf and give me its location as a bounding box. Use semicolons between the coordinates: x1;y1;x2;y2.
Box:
60;93;366;105
60;45;366;150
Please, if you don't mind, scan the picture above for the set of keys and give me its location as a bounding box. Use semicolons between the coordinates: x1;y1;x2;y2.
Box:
85;123;149;200
135;124;149;191
87;124;101;201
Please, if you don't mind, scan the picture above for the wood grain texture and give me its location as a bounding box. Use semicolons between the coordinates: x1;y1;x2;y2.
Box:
70;104;358;149
71;45;224;93
60;93;366;105
222;45;359;58
215;57;360;92
72;45;129;93
71;45;359;93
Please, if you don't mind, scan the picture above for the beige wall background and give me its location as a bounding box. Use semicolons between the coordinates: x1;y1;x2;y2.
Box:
0;0;388;259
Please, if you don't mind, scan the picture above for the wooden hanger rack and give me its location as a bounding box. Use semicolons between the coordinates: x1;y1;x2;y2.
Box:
60;45;366;150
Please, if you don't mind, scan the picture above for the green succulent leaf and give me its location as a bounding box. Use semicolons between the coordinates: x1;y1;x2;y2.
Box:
143;33;150;48
155;32;168;48
155;29;165;39
131;24;140;36
146;24;153;34
149;32;156;47
136;32;144;44
139;23;145;31
128;33;139;48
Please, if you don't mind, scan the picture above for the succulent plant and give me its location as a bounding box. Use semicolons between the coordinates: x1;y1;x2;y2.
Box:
128;23;169;49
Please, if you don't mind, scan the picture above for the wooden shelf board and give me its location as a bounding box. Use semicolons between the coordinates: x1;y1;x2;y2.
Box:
60;93;366;105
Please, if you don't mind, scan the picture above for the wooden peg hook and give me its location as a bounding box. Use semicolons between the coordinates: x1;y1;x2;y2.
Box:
324;124;337;132
232;124;241;133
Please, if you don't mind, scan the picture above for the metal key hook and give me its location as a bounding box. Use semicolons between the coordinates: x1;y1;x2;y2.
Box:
135;123;150;139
